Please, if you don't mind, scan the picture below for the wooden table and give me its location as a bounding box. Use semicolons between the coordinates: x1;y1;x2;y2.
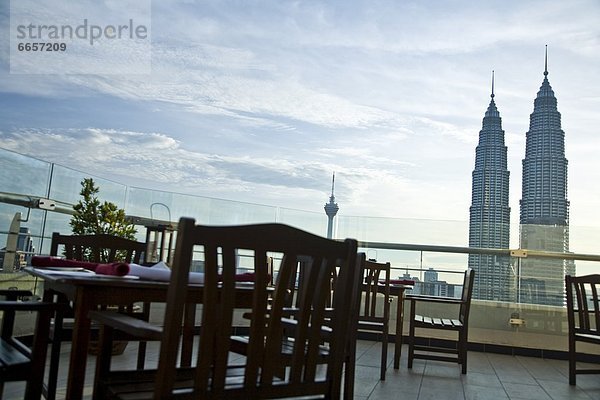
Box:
26;268;255;400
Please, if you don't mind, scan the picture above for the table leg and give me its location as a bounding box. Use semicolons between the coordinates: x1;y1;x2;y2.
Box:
394;288;404;369
66;289;93;400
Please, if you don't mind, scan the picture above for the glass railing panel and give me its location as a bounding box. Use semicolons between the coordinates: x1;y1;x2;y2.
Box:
125;186;278;225
277;207;326;236
337;215;469;245
0;148;52;196
47;164;128;206
0;149;53;271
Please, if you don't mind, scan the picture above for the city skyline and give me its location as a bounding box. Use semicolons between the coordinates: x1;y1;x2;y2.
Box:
1;1;599;244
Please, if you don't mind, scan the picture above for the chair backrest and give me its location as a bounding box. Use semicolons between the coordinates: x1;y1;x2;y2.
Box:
155;218;360;399
459;269;475;324
566;274;600;335
50;232;146;263
360;259;391;321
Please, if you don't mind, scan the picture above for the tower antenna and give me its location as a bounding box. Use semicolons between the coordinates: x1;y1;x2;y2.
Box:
544;45;548;76
331;172;335;198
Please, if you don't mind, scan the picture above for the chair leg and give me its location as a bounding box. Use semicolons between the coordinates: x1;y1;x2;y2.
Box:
380;329;388;380
46;317;63;400
407;299;417;369
459;330;467;374
569;339;576;385
136;302;151;369
407;321;415;369
343;335;356;399
93;324;115;400
45;295;67;400
137;341;147;369
26;310;52;400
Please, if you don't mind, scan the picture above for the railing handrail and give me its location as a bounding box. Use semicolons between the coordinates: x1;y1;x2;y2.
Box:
358;241;600;263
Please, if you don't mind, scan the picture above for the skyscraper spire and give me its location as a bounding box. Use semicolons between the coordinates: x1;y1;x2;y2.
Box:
544;44;548;77
485;71;499;118
324;172;339;239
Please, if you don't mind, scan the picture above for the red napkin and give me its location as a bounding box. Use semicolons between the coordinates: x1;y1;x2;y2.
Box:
215;272;257;282
234;272;256;282
94;262;130;276
31;256;130;276
31;256;92;269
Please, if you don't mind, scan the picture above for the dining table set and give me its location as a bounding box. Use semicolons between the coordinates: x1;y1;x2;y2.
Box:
27;256;259;399
22;230;414;400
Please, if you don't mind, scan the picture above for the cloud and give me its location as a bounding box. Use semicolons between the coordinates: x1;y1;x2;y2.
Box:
1;0;599;227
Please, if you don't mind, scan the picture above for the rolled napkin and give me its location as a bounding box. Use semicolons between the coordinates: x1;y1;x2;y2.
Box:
31;256;130;276
94;262;130;276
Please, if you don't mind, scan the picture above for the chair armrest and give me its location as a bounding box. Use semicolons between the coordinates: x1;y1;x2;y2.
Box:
0;290;33;300
0;301;57;312
243;307;334;320
405;294;464;305
89;310;162;341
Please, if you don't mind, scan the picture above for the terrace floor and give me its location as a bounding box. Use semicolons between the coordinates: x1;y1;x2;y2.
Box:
4;340;600;399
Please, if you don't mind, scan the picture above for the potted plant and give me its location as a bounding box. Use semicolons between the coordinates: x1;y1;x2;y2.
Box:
70;178;137;354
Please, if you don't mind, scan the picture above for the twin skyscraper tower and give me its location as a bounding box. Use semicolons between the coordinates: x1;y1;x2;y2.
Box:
468;47;571;306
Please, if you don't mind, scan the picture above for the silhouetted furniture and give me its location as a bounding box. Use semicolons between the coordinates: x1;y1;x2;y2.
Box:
0;289;60;400
566;274;600;385
357;259;391;380
89;217;361;399
50;232;146;264
27;268;224;400
45;233;147;400
407;268;475;374
228;252;363;399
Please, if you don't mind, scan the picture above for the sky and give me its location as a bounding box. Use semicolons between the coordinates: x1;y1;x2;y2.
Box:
1;0;599;230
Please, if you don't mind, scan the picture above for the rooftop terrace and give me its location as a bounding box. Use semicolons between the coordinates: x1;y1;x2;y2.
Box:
4;340;600;400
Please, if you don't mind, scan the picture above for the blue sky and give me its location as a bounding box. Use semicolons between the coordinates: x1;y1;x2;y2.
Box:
1;0;599;227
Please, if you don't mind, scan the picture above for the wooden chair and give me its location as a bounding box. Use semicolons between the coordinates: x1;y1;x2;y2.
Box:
565;274;600;385
89;217;361;399
50;232;146;264
229;253;365;399
407;268;475;374
0;289;61;400
357;259;391;380
45;233;147;400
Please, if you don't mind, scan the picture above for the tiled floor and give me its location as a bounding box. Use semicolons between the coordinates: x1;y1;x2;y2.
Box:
5;340;600;399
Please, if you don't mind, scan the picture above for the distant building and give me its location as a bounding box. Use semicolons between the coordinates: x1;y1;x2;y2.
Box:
402;268;461;298
0;226;35;271
519;49;572;306
468;72;512;302
423;267;438;283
